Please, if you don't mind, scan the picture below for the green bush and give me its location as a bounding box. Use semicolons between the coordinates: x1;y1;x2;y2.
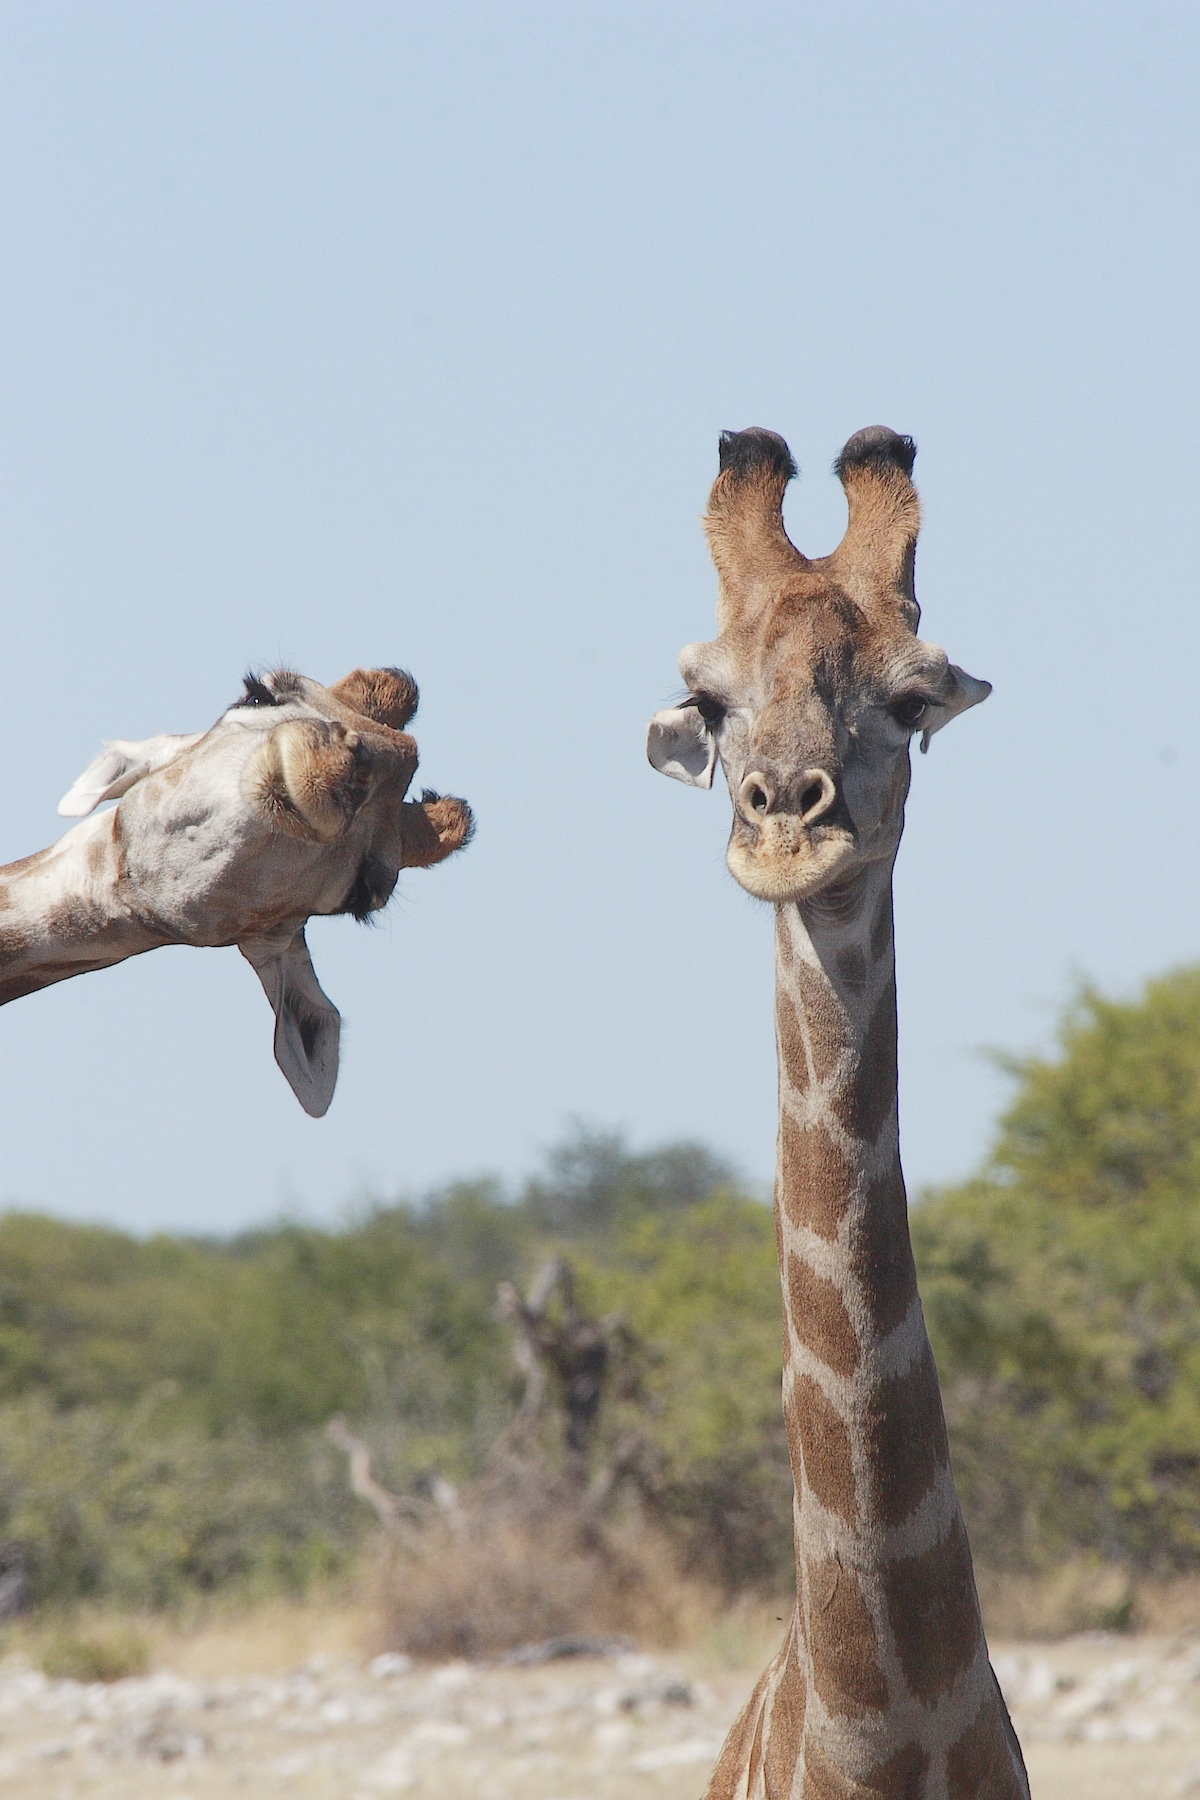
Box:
915;967;1200;1571
0;1393;356;1607
39;1624;150;1682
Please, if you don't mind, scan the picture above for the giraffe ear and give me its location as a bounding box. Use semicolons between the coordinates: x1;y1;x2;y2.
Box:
239;930;341;1117
646;707;717;788
918;664;992;752
57;734;204;816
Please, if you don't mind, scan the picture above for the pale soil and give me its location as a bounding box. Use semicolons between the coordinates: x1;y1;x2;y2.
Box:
0;1601;1198;1798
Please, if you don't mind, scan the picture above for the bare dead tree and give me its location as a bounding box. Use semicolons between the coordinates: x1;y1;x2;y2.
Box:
496;1258;649;1488
330;1258;653;1559
325;1415;464;1542
495;1256;564;1421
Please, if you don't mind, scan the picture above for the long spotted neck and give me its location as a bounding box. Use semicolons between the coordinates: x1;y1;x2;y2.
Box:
0;811;163;1005
705;860;1028;1799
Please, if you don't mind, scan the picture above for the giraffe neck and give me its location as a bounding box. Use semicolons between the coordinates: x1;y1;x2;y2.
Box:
756;858;1028;1794
0;811;163;1005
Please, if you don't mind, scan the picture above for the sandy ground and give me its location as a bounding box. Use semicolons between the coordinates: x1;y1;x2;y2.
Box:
0;1605;1198;1798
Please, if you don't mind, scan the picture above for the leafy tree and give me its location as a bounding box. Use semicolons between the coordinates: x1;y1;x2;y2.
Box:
521;1122;737;1238
915;966;1200;1569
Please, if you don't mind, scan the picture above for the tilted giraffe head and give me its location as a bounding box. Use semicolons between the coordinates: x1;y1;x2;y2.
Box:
647;427;990;902
40;665;472;1114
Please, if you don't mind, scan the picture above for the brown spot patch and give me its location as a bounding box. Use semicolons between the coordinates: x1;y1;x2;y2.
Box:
0;848;52;882
762;1635;806;1799
45;898;92;943
777;989;811;1094
786;1374;858;1525
779;1116;858;1241
799;1738;846;1799
831;979;897;1144
946;1684;1026;1798
154;756;189;789
806;1559;888;1717
787;1254;859;1376
850;1165;918;1336
862;1742;930;1796
746;1682;768;1798
883;1514;983;1703
791;959;851;1085
864;1342;949;1528
799;1739;926;1799
705;1662;772;1800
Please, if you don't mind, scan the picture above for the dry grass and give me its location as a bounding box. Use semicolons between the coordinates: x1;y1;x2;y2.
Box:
977;1561;1200;1639
11;1556;1200;1692
977;1560;1135;1638
377;1508;720;1661
0;1582;374;1683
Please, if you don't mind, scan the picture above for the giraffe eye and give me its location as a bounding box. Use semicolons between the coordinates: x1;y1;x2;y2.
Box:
690;692;726;727
235;674;280;709
891;695;928;729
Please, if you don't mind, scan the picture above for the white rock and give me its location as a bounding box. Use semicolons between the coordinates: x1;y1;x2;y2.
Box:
632;1736;722;1772
370;1652;413;1680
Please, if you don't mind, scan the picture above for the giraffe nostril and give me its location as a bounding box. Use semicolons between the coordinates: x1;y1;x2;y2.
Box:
797;769;837;825
738;772;776;822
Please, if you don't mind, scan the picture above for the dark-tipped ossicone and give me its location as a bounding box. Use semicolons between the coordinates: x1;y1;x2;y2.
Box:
833;425;917;481
717;427;799;484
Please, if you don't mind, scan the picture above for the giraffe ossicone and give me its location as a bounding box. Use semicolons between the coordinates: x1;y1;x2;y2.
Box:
648;428;1029;1798
0;665;472;1117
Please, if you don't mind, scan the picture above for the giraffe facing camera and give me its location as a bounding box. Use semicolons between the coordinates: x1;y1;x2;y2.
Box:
0;665;473;1117
648;430;1028;1798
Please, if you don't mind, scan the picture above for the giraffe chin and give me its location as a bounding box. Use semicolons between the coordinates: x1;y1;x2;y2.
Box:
725;828;858;904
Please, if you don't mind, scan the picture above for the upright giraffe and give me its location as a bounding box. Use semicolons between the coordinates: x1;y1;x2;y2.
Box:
0;665;471;1114
647;429;1028;1798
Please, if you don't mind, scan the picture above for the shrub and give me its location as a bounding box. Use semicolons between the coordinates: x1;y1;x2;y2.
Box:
380;1510;684;1659
0;1394;357;1607
915;967;1200;1571
39;1624;150;1682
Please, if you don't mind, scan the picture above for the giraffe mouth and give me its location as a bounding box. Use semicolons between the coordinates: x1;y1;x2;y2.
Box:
725;819;858;903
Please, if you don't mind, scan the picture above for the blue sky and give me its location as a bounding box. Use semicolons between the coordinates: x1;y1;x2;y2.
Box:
2;1;1198;1231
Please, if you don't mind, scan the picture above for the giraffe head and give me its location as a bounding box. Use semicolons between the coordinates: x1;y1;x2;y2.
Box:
55;665;472;1114
648;428;990;903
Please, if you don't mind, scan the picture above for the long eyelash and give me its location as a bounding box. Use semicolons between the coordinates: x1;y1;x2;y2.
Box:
690;692;726;725
240;673;279;707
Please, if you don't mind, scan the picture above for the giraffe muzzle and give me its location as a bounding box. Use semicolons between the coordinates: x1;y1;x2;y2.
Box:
727;766;856;901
